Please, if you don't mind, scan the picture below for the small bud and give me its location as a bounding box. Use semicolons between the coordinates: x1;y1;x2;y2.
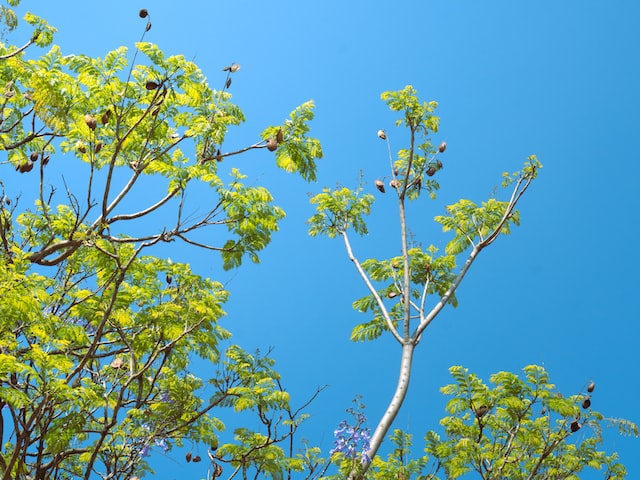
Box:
581;396;591;409
587;381;595;393
84;114;97;130
377;129;386;140
145;80;159;90
375;179;385;193
139;8;149;18
438;141;446;153
426;166;437;177
266;138;277;151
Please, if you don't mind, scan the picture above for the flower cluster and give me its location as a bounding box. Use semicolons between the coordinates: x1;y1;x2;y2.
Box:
330;420;371;462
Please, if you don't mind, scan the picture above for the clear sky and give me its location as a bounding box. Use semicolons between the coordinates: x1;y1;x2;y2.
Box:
11;0;640;478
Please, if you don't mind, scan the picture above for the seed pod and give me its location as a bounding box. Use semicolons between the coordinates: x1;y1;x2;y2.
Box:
30;152;39;162
587;381;595;393
192;455;202;463
375;179;385;193
139;8;149;18
570;419;581;432
212;463;223;479
151;106;161;116
438;141;446;153
42;155;50;166
475;405;489;418
389;179;400;189
76;141;87;154
377;129;386;140
145;21;152;32
95;141;103;154
145;80;159;90
266;138;277;151
215;148;222;161
223;63;241;73
387;291;398;298
582;396;591;409
110;357;124;369
437;159;443;169
225;77;232;89
101;109;112;125
426;166;437;177
85;114;97;130
276;128;283;144
185;451;192;462
540;406;546;415
3;196;10;206
165;273;172;284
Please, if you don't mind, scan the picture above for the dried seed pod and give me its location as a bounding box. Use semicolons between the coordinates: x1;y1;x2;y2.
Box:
145;21;152;32
30;152;39;162
276;128;283;144
212;463;223;479
185;451;192;462
582;396;591;409
215;148;222;161
389;179;400;189
266;138;277;151
437;159;443;169
587;381;595;393
110;357;124;369
225;77;232;89
570;419;581;432
139;8;149;18
192;455;202;463
3;196;10;206
375;179;385;193
42;155;50;166
387;291;398;298
151;106;161;116
145;80;159;90
101;109;112;125
165;274;172;284
475;405;489;418
95;141;103;154
426;166;437;177
18;161;34;173
76;141;87;154
85;114;97;130
540;406;546;415
377;129;386;140
223;63;241;73
438;141;447;153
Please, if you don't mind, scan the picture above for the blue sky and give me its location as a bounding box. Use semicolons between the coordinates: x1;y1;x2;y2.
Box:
11;0;640;477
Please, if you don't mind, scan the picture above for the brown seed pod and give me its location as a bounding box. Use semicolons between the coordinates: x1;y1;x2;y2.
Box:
389;179;400;189
30;152;39;162
145;21;152;32
18;161;34;173
375;179;385;193
145;80;159;90
223;63;241;73
377;129;386;140
110;357;124;369
95;141;103;154
387;291;398;298
212;463;223;479
475;405;489;418
192;455;202;463
139;8;149;18
225;77;232;89
437;159;443;169
151;106;161;117
438;141;447;153
3;196;10;206
42;155;50;166
276;128;283;144
76;141;87;154
587;381;595;393
570;419;581;432
165;274;172;284
215;148;223;161
266;138;278;151
101;110;112;125
426;166;437;177
84;114;97;130
185;451;192;462
582;396;591;409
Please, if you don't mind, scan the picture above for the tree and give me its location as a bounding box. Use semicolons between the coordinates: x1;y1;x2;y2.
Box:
308;86;635;478
0;3;322;479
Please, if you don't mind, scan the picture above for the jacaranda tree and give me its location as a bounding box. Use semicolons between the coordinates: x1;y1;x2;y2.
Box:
0;2;323;479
